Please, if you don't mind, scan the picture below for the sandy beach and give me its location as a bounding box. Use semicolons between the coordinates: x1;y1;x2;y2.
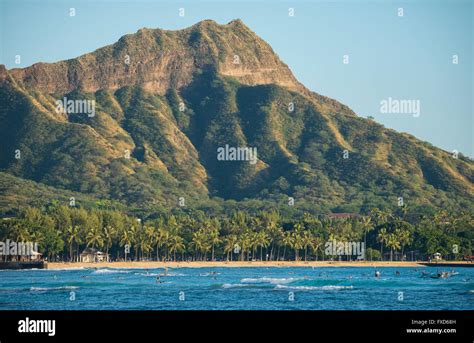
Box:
45;261;473;269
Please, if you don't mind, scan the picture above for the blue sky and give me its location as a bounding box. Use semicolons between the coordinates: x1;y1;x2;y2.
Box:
0;0;472;156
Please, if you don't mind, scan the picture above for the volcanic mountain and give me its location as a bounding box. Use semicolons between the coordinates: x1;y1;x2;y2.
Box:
0;19;472;214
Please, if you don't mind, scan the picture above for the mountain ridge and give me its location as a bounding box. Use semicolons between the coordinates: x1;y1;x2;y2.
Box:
1;19;356;118
0;19;472;214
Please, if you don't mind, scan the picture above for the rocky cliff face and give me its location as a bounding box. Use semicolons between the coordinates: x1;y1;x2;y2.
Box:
0;19;472;213
6;20;305;95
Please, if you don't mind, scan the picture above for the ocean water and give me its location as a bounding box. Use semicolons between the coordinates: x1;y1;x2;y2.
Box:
0;267;473;310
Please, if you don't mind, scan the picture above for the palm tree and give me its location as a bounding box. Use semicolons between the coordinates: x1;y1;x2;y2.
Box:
224;235;238;261
119;227;132;261
11;221;30;261
249;232;259;260
103;225;116;258
208;226;221;261
13;221;30;242
169;234;185;261
361;216;372;260
310;236;324;261
291;224;304;261
86;226;104;249
377;228;388;261
29;230;45;256
256;231;270;261
153;220;166;261
238;230;252;261
371;209;393;239
272;227;284;261
160;229;172;261
191;230;210;261
386;233;401;261
130;224;142;260
266;224;281;261
66;225;81;262
302;230;313;261
136;226;152;261
395;229;412;260
282;231;292;260
189;231;200;261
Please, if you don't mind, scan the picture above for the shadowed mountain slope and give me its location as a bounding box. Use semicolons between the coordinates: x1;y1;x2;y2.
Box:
0;19;472;214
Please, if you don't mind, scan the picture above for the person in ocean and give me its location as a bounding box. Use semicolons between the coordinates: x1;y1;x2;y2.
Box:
395;271;400;276
375;270;381;278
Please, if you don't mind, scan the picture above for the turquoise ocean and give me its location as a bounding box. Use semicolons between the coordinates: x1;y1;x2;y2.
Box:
1;267;473;310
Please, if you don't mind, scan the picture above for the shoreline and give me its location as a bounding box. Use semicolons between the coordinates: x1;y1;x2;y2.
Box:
45;261;473;270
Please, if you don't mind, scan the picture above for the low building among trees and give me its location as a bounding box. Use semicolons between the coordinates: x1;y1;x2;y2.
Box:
79;248;109;263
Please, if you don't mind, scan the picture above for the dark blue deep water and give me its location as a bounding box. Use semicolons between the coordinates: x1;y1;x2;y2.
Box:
1;267;473;310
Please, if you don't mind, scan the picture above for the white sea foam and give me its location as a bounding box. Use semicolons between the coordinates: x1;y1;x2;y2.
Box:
47;267;86;271
30;286;79;291
200;272;221;277
135;272;185;277
274;284;353;291
135;272;160;276
221;283;252;289
92;269;130;274
241;277;300;284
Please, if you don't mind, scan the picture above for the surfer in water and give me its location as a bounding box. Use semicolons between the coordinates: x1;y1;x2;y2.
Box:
156;276;162;284
375;270;381;278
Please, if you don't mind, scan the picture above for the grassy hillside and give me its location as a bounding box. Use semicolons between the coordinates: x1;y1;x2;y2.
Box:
0;20;472;216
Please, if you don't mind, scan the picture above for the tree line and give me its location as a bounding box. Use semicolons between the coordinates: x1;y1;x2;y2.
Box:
0;204;472;262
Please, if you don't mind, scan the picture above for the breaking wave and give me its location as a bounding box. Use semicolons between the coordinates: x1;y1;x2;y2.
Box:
240;277;301;284
30;286;79;292
92;269;130;274
274;284;353;291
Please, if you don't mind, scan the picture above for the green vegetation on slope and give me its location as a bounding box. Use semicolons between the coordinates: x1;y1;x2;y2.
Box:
0;19;472;216
0;68;472;215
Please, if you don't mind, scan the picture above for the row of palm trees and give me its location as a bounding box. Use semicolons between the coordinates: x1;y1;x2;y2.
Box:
1;205;471;262
64;216;325;262
377;228;412;261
